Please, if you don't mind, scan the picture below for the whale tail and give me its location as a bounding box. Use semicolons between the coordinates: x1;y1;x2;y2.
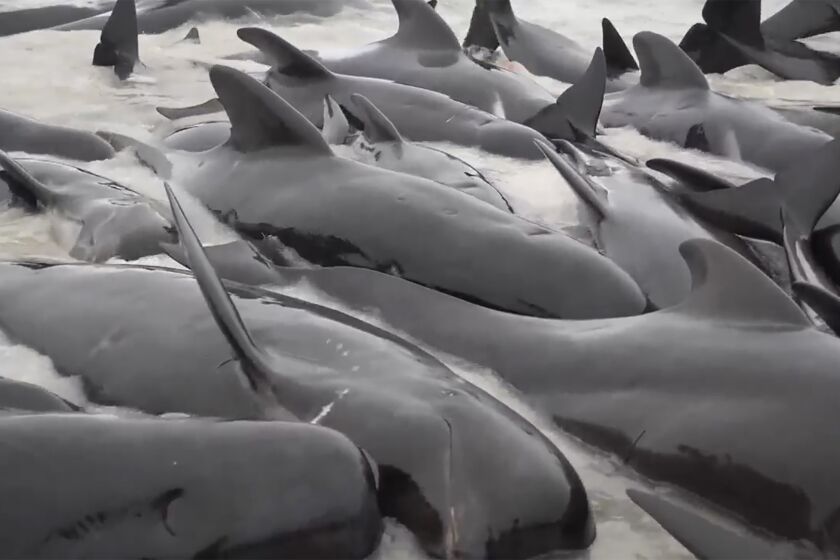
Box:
462;1;500;51
523;48;605;142
92;0;139;80
601;18;638;77
762;0;840;42
677;0;760;74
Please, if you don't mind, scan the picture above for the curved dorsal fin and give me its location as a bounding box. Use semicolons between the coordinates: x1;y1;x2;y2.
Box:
633;31;709;90
162;182;295;410
681;178;781;242
668;238;810;326
536;140;609;220
208;64;332;155
350;94;404;144
387;0;461;51
602;18;638;76
774;137;840;234
92;0;138;80
525;48;605;140
236;27;334;81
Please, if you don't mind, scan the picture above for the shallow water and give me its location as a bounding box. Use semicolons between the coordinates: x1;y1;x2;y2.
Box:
0;0;838;557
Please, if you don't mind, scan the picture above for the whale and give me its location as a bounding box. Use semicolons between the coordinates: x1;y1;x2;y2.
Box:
0;184;599;558
176;63;645;319
0;110;115;162
536;140;766;308
680;0;840;85
231;26;607;158
0;414;383;559
323;94;512;212
0;2;113;36
300;0;574;127
462;0;638;91
600;31;832;173
56;0;351;33
0;378;78;412
761;0;840;42
645;138;840;309
0;151;174;263
164;229;840;556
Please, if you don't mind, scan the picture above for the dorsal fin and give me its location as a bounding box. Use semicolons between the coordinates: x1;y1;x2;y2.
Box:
462;0;499;51
163;182;294;408
793;281;840;336
387;0;461;51
350;94;404;144
536;140;609;220
634;31;709;90
681;138;840;244
91;0;138;80
681;178;781;242
703;0;764;48
182;27;200;44
208;64;332;154
602;18;638;76
236;27;335;81
322;95;352;145
646;158;735;192
627;489;781;560
524;48;605;140
668;238;809;326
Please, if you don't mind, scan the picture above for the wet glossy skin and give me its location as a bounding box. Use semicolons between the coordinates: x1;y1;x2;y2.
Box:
0;414;382;559
0;110;114;162
57;0;349;33
0;3;112;36
0;262;596;559
4;158;173;262
192;240;840;554
0;378;77;412
182;143;645;319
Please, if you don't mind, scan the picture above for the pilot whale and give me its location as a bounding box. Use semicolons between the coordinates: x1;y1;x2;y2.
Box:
600;31;832;172
167;230;840;557
0;414;383;559
462;0;638;91
176;63;645;319
0;378;78;412
56;0;351;33
0;1;113;36
0;110;115;162
680;0;840;84
536;140;763;308
0;184;598;558
0;151;173;263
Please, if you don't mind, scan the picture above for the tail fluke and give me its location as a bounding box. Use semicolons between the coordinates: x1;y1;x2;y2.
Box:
92;0;139;80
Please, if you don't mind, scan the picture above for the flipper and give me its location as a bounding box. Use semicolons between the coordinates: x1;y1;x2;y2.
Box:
92;0;139;80
162;182;299;413
161;239;282;287
386;0;461;51
95;131;173;178
462;0;499;51
815;106;840;116
646;158;736;192
156;98;224;121
627;489;781;559
681;138;840;244
0;150;56;207
536;139;608;220
634;31;709;90
524;48;605;141
670;238;809;326
208;64;332;154
236;27;335;81
703;0;764;48
322;95;353;145
602;18;638;77
793;281;840;336
349;94;403;144
762;0;840;42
